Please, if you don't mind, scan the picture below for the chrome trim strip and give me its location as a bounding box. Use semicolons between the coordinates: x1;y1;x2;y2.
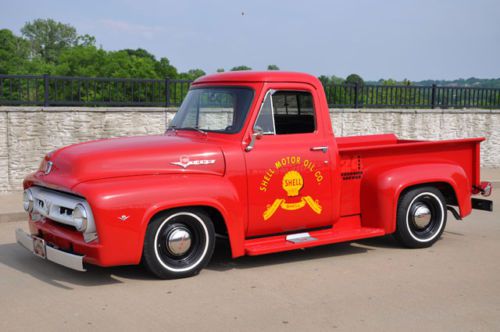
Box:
15;228;86;272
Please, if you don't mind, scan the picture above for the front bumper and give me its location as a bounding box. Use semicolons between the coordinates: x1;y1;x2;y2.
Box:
15;228;86;271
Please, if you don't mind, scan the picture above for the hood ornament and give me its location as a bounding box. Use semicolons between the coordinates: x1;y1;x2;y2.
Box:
44;161;53;175
171;155;216;169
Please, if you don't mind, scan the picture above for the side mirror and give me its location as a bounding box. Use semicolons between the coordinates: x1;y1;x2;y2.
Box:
245;126;263;152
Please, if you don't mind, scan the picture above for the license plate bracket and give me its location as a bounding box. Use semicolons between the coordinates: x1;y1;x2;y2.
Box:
32;236;46;259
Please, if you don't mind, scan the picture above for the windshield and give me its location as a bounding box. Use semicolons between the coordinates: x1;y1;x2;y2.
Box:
170;87;254;134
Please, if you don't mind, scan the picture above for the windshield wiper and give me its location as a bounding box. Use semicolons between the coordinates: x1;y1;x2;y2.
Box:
176;126;207;135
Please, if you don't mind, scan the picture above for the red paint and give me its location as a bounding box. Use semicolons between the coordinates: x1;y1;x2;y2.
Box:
22;71;490;267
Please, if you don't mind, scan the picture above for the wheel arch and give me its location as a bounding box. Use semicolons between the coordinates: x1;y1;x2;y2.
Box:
399;181;458;206
147;205;229;238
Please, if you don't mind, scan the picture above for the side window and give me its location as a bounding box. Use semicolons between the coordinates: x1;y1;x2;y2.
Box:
255;90;316;135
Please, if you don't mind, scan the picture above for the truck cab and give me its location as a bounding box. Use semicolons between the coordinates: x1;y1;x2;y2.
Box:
16;71;493;279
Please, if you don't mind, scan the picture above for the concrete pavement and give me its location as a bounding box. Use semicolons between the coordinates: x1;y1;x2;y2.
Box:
1;189;499;331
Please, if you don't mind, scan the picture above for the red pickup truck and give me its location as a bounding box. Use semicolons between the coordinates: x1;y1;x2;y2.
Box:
16;71;493;278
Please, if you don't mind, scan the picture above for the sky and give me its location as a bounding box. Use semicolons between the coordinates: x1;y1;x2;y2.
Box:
1;0;499;81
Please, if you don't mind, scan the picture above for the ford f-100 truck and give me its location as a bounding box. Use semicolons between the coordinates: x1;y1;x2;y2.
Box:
16;71;493;279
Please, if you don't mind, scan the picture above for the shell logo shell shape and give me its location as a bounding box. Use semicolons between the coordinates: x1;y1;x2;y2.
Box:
282;171;303;197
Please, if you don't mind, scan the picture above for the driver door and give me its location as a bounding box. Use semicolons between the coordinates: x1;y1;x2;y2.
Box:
244;86;333;237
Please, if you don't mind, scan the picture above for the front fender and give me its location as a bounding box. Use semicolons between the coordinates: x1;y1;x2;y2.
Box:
73;174;246;266
360;163;471;234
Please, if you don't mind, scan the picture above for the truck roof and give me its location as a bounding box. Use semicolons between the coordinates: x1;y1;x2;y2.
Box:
194;71;322;88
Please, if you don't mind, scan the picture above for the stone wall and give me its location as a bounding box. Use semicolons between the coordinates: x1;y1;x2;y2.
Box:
330;109;500;168
0;107;177;192
0;106;498;192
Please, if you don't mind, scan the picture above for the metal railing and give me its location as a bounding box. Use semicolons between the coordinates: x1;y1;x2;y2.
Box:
1;74;499;109
325;83;500;109
0;74;191;107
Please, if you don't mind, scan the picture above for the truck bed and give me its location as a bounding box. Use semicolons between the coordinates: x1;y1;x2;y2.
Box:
336;134;483;217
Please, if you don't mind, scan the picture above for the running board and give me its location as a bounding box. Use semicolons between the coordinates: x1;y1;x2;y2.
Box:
244;227;385;256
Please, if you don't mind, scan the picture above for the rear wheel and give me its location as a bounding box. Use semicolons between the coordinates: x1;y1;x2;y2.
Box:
143;208;215;279
394;186;447;248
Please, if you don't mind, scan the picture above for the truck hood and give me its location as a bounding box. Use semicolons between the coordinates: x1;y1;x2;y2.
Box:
32;135;225;189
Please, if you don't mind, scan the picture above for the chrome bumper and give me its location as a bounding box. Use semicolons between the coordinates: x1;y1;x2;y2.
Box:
15;228;86;272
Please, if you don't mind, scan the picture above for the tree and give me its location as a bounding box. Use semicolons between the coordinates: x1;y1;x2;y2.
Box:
76;34;96;47
21;19;80;63
216;68;225;73
318;75;331;86
179;69;206;80
267;64;279;70
53;45;106;77
0;29;30;74
124;48;156;62
318;75;345;86
345;73;364;86
156;57;178;78
230;65;252;71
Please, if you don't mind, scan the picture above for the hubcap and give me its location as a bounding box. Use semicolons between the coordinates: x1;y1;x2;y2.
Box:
413;204;432;229
166;227;192;256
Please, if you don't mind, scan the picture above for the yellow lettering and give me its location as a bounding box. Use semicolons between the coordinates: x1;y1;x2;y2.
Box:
314;171;323;183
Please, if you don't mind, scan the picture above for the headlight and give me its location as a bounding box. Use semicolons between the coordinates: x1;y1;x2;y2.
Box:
23;189;34;213
73;204;88;232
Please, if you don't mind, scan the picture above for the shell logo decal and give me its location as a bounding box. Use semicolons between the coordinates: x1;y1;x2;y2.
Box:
261;156;323;221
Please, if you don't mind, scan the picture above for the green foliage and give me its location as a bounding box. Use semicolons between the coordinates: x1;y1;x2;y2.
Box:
178;69;206;80
1;20;181;79
156;57;178;79
21;19;79;63
0;29;30;74
345;73;364;86
267;64;279;70
76;34;96;47
416;78;500;89
318;75;344;86
216;68;225;73
123;48;156;61
230;65;252;71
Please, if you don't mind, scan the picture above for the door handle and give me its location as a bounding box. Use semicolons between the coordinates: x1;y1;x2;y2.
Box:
310;146;328;153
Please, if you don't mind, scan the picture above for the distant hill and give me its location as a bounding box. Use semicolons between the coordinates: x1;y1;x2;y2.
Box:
413;78;500;88
365;78;500;88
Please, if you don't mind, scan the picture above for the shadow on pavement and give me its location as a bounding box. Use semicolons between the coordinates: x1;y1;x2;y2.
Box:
206;237;392;272
1;235;399;287
0;242;158;289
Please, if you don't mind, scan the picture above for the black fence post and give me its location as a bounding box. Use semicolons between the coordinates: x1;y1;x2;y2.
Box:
165;77;170;107
43;74;49;107
431;84;436;109
354;83;359;108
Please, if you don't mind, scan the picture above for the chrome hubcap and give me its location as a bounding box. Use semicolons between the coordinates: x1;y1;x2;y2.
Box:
166;227;192;256
413;204;432;229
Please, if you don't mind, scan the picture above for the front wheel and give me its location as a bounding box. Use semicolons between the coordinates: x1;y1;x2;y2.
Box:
143;208;215;279
394;186;447;248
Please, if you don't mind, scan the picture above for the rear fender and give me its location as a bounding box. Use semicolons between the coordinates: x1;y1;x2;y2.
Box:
360;163;471;234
